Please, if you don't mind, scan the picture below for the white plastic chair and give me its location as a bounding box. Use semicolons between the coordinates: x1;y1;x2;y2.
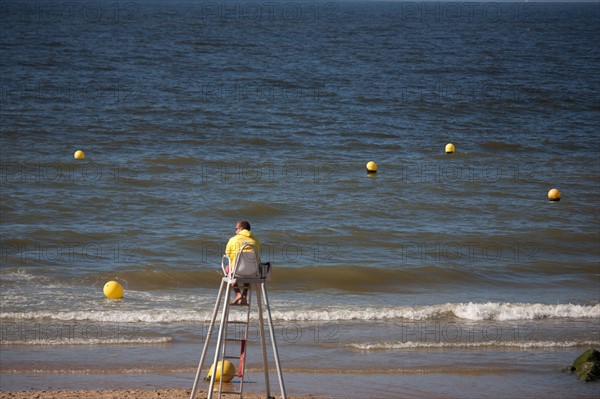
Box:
222;243;271;281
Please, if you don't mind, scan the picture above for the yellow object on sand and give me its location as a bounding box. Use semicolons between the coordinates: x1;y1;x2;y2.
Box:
206;360;235;382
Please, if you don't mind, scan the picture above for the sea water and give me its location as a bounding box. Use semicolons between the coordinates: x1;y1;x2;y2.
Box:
1;1;599;398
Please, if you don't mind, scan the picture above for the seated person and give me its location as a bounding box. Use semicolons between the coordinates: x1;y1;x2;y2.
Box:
225;220;260;305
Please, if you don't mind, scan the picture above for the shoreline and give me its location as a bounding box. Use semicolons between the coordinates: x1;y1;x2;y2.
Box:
0;390;326;399
2;350;599;399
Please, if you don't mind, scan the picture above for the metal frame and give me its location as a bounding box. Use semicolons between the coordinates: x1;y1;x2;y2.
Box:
190;274;287;399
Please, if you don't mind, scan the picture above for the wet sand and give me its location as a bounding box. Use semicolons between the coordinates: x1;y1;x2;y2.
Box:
0;390;326;399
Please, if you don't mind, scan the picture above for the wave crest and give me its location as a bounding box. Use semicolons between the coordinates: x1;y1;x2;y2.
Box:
2;302;597;323
350;340;600;351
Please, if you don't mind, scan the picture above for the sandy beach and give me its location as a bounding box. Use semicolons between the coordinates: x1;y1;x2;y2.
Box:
0;390;325;399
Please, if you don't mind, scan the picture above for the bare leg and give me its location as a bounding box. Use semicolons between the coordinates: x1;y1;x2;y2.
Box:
240;284;249;305
232;286;243;304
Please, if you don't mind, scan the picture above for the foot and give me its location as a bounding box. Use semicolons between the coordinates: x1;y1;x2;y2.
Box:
231;292;243;305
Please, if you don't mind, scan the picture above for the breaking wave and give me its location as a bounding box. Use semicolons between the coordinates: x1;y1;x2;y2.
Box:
350;340;600;351
2;302;598;323
1;336;173;346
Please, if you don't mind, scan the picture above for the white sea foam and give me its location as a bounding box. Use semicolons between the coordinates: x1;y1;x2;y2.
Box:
0;269;39;282
1;302;598;323
350;340;600;351
270;302;600;322
0;310;210;324
0;336;173;346
452;302;600;321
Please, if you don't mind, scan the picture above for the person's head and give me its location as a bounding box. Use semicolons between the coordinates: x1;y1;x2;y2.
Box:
235;220;251;234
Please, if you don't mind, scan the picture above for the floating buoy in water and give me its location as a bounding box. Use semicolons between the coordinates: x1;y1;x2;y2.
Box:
103;280;123;299
206;360;235;382
445;143;455;154
74;150;85;159
548;188;561;201
366;161;378;174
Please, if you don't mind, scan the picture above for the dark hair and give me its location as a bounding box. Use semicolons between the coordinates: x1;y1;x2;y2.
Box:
237;220;251;230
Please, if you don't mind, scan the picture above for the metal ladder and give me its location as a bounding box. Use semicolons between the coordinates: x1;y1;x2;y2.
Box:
189;274;287;399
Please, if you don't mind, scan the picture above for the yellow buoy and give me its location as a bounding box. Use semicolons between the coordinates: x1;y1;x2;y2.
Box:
445;143;455;154
103;280;123;299
74;150;85;159
366;161;378;174
206;360;235;382
548;188;561;202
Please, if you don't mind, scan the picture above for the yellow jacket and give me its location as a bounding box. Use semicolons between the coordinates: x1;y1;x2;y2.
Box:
225;229;261;266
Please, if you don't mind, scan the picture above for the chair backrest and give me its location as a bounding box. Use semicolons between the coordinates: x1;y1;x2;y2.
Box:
232;243;260;278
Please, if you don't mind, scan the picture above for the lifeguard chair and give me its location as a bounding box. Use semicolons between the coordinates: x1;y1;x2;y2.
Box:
189;244;286;399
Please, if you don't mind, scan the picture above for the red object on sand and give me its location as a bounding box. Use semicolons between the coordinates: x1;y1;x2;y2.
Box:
238;339;246;377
